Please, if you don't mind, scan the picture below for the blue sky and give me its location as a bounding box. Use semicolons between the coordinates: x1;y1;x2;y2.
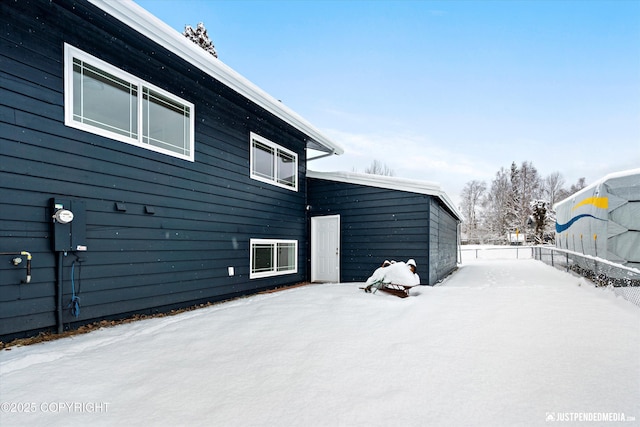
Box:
134;0;639;204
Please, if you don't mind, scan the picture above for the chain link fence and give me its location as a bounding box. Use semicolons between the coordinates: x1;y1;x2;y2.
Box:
533;246;640;308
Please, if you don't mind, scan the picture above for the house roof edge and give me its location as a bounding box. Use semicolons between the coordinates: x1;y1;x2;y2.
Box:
307;170;462;221
88;0;344;156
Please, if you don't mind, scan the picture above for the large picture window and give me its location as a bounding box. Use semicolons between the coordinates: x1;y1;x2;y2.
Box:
250;239;298;279
64;44;194;162
250;132;297;191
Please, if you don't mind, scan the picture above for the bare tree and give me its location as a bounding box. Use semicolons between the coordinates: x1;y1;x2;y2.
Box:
184;22;218;58
555;177;587;203
568;177;587;194
543;171;565;207
364;159;395;176
458;162;588;245
460;180;486;243
483;167;512;243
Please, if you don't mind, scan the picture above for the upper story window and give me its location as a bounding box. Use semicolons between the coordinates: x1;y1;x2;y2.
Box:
250;132;298;191
64;44;195;162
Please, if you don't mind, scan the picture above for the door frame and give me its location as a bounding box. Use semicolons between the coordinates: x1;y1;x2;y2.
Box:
310;214;341;283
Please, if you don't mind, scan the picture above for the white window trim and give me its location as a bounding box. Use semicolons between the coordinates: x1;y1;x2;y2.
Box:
250;239;298;279
64;43;195;162
249;132;298;191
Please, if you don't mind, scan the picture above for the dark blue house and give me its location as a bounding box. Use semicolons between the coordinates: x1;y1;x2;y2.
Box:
0;0;345;340
0;0;460;341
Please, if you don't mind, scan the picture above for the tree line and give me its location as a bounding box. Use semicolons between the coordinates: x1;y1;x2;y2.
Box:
460;161;586;245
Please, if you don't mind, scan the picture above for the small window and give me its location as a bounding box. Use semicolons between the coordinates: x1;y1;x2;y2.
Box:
64;44;194;162
250;239;298;278
250;132;298;190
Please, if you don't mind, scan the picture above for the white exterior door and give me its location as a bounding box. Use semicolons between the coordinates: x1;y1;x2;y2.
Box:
311;215;340;282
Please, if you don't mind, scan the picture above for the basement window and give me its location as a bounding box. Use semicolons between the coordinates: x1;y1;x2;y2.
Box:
250;239;298;278
250;132;298;191
64;44;194;162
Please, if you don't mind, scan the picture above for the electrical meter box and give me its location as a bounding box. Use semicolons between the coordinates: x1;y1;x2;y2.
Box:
50;198;87;252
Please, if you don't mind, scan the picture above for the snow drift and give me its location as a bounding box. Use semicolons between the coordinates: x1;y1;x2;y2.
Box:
1;257;638;426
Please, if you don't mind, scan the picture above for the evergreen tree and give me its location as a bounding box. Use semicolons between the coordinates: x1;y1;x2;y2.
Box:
506;162;521;234
508;161;542;240
523;162;541;230
529;199;550;244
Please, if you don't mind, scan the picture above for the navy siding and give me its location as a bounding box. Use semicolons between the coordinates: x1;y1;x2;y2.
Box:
307;178;431;283
1;0;310;338
428;198;459;284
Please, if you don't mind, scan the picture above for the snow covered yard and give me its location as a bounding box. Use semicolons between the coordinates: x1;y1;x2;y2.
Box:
1;257;638;427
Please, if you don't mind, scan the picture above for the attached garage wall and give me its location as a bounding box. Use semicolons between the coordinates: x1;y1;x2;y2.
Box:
307;178;430;283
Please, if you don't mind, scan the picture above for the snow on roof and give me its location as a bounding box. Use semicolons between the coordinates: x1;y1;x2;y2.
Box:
307;170;462;221
88;0;343;156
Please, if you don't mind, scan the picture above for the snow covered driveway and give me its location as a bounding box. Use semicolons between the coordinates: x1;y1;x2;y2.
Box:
1;258;638;427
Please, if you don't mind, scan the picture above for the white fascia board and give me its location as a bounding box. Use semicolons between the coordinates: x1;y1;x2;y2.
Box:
307;170;462;221
88;0;344;156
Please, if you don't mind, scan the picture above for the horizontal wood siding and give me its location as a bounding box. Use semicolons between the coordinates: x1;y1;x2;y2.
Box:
1;0;309;339
428;198;459;284
307;178;430;282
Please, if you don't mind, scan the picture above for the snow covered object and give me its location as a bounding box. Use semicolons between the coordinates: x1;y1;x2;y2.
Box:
554;168;640;270
362;261;421;297
184;22;218;58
